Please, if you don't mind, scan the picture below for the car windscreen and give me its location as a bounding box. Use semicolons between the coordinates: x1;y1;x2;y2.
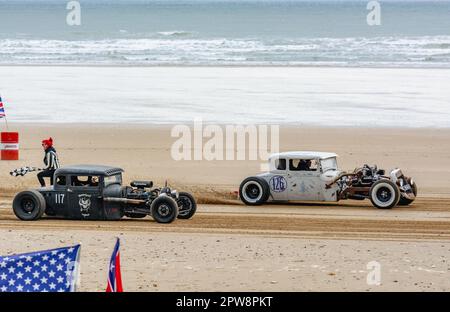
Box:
321;157;338;172
70;175;100;187
104;174;122;187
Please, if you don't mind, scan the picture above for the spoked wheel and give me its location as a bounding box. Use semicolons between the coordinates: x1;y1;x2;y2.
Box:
150;195;178;223
239;177;270;206
13;190;46;221
369;180;400;209
177;192;197;219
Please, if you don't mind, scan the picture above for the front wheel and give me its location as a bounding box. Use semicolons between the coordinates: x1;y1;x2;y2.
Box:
369;180;400;209
239;177;270;206
151;195;178;223
13;190;46;221
177;192;197;219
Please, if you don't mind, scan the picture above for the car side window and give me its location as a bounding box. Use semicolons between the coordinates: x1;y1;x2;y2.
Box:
289;159;318;171
71;176;100;188
274;158;286;170
55;176;66;186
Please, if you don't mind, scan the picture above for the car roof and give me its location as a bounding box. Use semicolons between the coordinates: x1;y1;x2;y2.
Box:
269;151;338;160
55;165;124;176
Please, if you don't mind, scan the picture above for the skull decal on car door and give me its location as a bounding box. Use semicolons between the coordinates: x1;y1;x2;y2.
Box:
78;194;92;217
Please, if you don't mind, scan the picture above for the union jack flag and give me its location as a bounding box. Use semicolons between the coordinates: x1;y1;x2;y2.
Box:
0;245;81;292
0;97;5;118
106;238;123;292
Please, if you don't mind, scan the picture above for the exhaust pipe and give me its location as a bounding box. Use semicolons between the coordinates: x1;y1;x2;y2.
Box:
104;197;146;205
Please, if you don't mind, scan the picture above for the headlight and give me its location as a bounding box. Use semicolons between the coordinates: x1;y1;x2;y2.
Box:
390;168;403;182
171;190;179;199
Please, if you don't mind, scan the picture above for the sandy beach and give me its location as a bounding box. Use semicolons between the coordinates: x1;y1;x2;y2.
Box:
1;0;450;296
1;124;450;291
1;228;450;292
1;124;450;197
1;198;450;291
1;63;450;293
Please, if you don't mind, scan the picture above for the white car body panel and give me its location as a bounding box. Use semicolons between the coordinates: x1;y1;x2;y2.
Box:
319;169;341;201
287;170;321;201
259;151;341;202
257;172;288;201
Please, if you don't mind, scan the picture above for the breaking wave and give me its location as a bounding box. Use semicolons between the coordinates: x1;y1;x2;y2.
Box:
1;36;450;67
157;30;196;37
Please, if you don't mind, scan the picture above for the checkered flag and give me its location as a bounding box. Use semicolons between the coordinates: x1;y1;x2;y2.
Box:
10;167;43;177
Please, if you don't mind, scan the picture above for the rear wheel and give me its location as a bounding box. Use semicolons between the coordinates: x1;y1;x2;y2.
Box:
13;190;46;221
398;181;418;206
369;180;400;209
177;192;197;219
239;177;270;206
151;196;178;223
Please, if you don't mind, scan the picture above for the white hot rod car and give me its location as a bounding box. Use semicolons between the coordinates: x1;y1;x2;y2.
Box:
239;151;417;209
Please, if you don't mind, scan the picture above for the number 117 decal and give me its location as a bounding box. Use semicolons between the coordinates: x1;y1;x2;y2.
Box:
55;193;65;204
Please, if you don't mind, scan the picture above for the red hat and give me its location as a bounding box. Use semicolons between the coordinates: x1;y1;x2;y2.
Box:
42;137;53;147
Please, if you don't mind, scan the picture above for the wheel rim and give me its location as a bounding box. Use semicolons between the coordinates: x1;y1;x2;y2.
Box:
372;183;396;207
376;187;392;203
178;196;193;217
157;204;171;217
242;181;263;203
20;197;35;214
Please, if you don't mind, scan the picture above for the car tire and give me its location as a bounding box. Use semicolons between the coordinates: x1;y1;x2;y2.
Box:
13;190;46;221
398;181;418;206
369;180;400;209
177;192;197;219
239;177;270;206
151;195;179;223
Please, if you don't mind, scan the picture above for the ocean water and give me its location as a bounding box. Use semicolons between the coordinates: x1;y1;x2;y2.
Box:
0;0;450;66
1;1;450;127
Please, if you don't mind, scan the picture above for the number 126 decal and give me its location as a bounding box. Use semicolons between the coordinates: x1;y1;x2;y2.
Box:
269;176;287;192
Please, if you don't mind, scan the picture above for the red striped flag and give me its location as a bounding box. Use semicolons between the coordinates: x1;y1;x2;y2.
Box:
106;238;123;292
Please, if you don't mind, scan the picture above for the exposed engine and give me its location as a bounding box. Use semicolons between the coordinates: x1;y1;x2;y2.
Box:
118;181;180;217
331;164;416;203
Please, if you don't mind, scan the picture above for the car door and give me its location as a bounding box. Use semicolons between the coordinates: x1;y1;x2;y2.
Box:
49;174;69;216
267;157;289;201
287;158;321;201
67;175;104;220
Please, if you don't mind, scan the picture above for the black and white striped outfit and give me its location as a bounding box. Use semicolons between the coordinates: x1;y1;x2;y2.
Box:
43;147;60;170
38;147;60;187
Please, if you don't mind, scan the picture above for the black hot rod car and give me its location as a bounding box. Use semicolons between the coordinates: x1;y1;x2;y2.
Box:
12;165;196;223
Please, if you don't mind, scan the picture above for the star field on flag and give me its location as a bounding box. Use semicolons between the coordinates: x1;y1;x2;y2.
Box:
0;245;81;292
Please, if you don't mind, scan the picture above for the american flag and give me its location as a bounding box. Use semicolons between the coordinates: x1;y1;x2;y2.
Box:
0;96;5;118
106;238;123;292
0;245;81;292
